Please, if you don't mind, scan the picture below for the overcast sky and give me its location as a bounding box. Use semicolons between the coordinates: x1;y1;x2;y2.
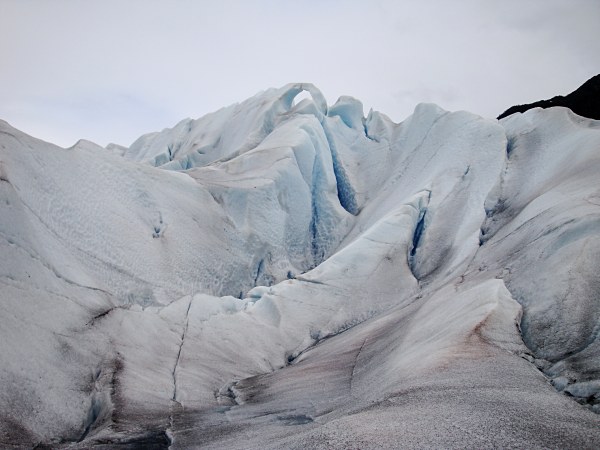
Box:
1;0;599;147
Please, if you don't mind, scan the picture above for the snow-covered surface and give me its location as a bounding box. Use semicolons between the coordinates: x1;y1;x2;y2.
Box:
0;83;599;448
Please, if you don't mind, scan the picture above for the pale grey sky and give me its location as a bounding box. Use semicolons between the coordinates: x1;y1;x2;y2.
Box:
1;0;599;147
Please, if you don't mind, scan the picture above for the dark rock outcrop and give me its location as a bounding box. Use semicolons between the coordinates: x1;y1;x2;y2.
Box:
498;74;600;120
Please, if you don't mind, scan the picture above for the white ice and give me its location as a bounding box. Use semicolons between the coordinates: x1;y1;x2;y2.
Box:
0;83;599;447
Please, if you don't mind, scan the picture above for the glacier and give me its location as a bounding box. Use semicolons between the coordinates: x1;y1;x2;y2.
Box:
0;83;599;448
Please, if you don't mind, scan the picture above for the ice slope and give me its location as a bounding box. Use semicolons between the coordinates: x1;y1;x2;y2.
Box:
0;83;599;448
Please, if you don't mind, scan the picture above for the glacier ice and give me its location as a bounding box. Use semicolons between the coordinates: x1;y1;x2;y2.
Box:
0;83;599;448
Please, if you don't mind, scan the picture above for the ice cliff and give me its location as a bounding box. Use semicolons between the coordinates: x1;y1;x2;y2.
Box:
1;82;599;448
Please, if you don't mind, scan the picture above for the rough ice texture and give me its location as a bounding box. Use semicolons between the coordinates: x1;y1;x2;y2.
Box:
0;83;599;448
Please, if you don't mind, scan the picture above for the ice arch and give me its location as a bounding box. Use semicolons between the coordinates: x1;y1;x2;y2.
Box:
279;83;328;115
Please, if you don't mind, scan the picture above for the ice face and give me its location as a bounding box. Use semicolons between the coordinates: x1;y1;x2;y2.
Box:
0;87;599;448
